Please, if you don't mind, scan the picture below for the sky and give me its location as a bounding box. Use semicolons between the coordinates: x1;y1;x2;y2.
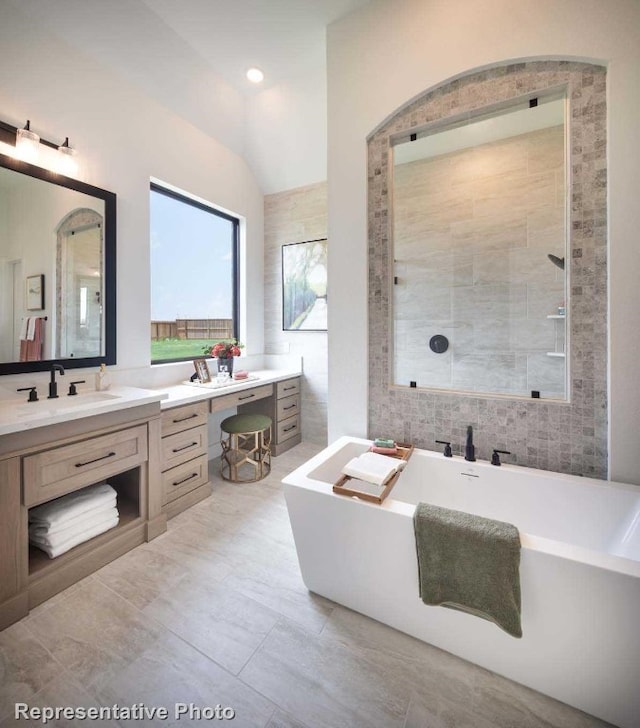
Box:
150;190;234;321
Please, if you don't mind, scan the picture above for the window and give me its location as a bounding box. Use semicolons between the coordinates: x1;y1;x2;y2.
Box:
150;183;239;364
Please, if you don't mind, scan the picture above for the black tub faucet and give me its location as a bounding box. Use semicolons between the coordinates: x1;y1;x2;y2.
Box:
48;364;65;399
464;425;476;462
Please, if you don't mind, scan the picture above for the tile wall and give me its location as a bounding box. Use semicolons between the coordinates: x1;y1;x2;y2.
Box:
368;62;607;477
264;183;328;445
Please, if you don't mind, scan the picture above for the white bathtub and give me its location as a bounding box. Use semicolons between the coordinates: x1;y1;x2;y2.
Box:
283;437;640;728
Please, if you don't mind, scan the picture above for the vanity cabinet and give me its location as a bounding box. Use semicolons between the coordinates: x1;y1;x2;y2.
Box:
160;400;211;519
0;403;164;630
240;377;302;455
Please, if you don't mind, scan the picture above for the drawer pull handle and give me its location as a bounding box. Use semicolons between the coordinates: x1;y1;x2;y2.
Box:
172;441;198;453
283;386;295;391
283;424;297;432
283;403;297;411
75;451;116;468
173;413;198;423
173;472;198;486
238;394;255;400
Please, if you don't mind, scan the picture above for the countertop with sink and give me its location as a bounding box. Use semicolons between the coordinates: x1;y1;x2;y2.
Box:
0;386;166;436
0;367;302;436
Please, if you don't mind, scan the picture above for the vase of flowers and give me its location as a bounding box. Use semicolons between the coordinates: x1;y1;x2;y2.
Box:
203;339;243;376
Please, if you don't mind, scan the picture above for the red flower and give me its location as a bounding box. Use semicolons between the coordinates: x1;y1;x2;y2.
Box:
207;340;243;358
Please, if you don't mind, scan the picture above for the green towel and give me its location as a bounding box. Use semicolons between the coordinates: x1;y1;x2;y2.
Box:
413;502;522;638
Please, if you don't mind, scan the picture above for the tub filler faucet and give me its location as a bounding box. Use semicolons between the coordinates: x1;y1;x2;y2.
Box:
464;425;476;462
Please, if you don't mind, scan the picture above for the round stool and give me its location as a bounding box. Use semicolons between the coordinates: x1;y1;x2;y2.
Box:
220;413;272;482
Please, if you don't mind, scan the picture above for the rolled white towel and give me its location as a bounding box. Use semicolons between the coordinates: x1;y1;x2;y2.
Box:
341;451;407;486
29;482;117;529
29;504;119;541
30;512;120;559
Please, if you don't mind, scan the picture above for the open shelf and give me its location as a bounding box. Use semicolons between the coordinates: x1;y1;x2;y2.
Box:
28;468;142;579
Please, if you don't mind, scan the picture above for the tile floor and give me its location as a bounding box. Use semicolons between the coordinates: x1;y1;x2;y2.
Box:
0;442;614;727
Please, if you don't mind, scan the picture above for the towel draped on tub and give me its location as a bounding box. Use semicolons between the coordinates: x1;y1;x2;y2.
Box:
413;502;522;638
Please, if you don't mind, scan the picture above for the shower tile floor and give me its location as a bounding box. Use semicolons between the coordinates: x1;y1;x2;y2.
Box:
0;442;614;728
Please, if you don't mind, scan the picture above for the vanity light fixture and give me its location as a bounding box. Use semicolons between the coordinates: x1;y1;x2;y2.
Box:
246;67;264;84
0;117;80;177
15;120;40;162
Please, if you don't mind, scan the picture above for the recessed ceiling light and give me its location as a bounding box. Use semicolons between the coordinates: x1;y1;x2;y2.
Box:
246;67;264;84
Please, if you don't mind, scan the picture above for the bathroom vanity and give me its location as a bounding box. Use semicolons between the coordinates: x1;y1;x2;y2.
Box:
0;388;164;630
0;371;301;630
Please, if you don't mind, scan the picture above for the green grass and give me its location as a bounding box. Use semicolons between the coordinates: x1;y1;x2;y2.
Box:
151;338;212;362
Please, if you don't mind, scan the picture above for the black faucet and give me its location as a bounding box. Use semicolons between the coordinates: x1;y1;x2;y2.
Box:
48;364;65;399
464;425;476;462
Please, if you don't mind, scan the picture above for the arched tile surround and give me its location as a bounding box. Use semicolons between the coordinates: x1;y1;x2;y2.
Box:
367;61;607;477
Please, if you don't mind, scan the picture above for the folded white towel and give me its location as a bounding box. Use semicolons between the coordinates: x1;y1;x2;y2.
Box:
341;451;407;486
29;504;118;541
26;316;36;341
30;514;119;559
29;482;117;529
19;317;29;341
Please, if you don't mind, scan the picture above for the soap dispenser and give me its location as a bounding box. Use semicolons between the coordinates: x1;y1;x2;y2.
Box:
95;362;111;391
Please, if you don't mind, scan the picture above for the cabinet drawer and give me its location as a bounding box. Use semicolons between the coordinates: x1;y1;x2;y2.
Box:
161;401;208;438
209;384;273;414
277;378;300;399
277;394;299;422
24;425;148;507
161;425;208;472
162;454;209;505
277;414;300;443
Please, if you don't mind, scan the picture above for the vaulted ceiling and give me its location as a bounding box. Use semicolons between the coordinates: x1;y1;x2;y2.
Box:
11;0;371;192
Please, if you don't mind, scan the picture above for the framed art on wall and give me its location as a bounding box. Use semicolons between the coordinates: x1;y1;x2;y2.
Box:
282;238;327;331
26;274;44;310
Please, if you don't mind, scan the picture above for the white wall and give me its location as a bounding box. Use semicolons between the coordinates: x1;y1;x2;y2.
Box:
327;0;640;484
245;68;328;195
0;3;264;391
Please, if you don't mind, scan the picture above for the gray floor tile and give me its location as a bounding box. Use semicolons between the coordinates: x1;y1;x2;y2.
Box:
91;631;275;727
0;622;61;722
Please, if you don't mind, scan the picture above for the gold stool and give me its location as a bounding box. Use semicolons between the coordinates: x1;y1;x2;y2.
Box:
220;413;272;482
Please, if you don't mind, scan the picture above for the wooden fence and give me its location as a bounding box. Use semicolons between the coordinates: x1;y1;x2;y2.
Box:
151;319;234;341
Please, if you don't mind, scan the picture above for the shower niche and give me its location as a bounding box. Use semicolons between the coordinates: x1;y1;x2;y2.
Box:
391;92;568;399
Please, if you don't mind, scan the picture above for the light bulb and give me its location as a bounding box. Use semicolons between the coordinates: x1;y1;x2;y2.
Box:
15;124;40;162
246;67;264;84
56;138;78;176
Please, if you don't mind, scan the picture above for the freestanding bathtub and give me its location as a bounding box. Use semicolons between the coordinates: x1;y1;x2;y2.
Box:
283;437;640;728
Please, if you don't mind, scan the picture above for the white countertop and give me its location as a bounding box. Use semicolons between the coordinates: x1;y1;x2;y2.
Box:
0;367;302;436
154;367;302;409
0;385;166;436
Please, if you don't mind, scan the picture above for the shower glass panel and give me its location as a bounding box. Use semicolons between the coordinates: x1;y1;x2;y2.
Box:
392;94;567;399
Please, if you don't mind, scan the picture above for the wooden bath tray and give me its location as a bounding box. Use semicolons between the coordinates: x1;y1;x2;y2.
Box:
332;444;414;504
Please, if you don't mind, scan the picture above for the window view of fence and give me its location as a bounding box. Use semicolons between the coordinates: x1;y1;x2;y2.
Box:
150;183;239;363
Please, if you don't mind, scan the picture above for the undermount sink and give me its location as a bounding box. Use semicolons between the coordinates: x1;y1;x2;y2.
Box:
14;390;121;415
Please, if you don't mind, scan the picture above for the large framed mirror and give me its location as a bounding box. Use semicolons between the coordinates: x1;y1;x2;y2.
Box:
0;153;116;374
391;92;568;399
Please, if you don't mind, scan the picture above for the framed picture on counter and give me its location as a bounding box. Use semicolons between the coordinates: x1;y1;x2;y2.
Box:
193;358;211;383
